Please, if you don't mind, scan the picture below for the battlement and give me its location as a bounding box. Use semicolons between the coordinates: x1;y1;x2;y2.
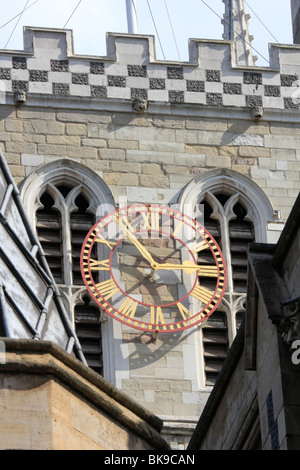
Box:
0;26;300;110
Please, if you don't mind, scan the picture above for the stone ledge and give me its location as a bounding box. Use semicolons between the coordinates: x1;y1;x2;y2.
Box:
0;337;169;450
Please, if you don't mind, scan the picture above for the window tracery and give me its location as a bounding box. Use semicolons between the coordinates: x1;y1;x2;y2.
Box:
180;168;275;386
20;160;115;379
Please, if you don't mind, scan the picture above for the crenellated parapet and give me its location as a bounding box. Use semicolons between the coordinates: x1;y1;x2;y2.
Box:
0;26;299;111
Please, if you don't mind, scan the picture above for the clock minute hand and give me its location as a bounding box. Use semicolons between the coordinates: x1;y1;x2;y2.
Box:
114;216;156;265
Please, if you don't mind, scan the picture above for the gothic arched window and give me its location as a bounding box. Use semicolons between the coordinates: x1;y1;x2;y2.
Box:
199;192;255;385
180;168;276;387
20;160;115;380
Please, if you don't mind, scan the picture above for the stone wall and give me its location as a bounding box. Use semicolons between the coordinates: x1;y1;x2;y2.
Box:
0;338;169;450
0;104;299;222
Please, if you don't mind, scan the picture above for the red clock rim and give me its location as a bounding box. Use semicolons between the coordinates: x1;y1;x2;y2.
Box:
80;204;227;332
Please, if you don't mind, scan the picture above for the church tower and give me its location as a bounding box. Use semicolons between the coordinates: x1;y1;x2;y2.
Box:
222;0;256;65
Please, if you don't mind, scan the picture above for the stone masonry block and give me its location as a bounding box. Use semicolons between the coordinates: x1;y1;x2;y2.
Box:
6;142;36;156
99;148;126;161
206;93;222;106
206;70;221;82
167;67;184;80
104;172;138;186
12;80;28;92
223;82;242;94
139;174;169;188
186;80;205;92
12;57;27;69
206;155;231;167
128;65;147;77
69;84;90;97
243;72;262;84
4;120;22;132
11;68;29;82
126;150;175;165
81;138;107;148
107;75;126;87
140;163;163;175
57;111;111;124
72;73;89;85
66;146;97;159
16;109;55;120
23;120;64;135
110;161;141;173
21;154;45;166
29;70;48;82
29;82;52;94
150;78;165;89
52;83;69;95
65;124;87;136
108;139;138;150
46;135;80;146
169;91;184;103
246;95;263;107
0;68;11;80
90;62;105;74
37;144;67;156
264;85;281;97
91;85;107;98
50;60;69;72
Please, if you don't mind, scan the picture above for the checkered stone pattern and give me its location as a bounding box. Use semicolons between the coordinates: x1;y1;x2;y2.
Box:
1;54;299;110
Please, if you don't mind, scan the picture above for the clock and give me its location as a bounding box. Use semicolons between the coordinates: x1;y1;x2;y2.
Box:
80;204;227;333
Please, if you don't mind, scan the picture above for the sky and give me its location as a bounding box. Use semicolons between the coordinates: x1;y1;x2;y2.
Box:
0;0;294;67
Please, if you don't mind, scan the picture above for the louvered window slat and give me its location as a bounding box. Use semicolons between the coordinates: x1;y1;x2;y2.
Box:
202;310;228;386
70;196;96;286
75;296;103;376
229;208;254;294
200;196;254;386
36;192;64;284
35;185;104;377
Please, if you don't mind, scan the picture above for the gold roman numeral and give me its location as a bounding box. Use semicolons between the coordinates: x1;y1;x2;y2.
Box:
150;306;166;328
198;265;219;277
172;220;184;238
190;285;216;304
95;233;116;250
177;302;193;321
95;279;120;300
190;240;210;254
119;298;138;319
88;258;110;271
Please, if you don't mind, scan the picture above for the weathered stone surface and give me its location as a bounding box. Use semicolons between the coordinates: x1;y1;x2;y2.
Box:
0;339;169;451
29;70;48;82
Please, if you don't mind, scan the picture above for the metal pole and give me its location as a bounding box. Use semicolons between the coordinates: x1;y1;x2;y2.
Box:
228;0;233;40
126;0;138;34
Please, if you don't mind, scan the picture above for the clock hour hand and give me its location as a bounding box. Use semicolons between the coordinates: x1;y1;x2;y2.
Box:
155;260;219;277
113;215;156;265
154;260;199;274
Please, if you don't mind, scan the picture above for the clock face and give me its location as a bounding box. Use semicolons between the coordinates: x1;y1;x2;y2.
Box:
80;204;227;333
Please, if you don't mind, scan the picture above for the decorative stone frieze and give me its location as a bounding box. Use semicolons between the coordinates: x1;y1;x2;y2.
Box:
0;27;299;110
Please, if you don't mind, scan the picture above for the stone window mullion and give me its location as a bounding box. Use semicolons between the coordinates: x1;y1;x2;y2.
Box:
61;203;73;288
